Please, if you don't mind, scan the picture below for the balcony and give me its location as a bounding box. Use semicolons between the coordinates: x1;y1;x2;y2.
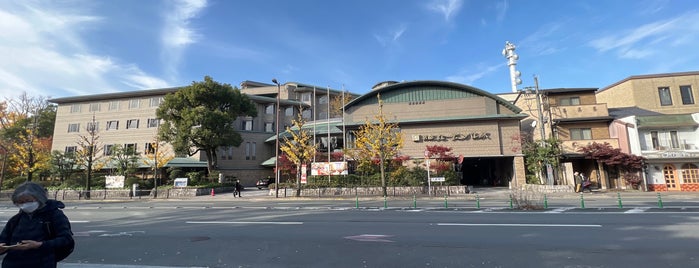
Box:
560;139;620;154
641;139;698;151
550;104;609;120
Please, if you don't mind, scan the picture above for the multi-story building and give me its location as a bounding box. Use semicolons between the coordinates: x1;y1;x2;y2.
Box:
505;88;618;189
598;71;699;191
49;81;353;186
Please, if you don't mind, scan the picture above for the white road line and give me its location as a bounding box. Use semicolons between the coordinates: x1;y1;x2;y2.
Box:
625;207;650;213
185;221;303;225
436;223;602;227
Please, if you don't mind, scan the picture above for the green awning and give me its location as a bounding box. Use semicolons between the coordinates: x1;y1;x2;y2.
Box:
164;157;208;168
260;157;276;167
637;114;698;129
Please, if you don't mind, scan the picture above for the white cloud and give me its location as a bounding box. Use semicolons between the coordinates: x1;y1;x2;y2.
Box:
374;24;408;47
426;0;463;22
446;63;505;85
160;0;208;78
588;11;699;59
495;0;508;23
0;1;171;98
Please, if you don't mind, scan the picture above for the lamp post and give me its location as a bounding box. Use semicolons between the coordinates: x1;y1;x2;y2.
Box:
272;79;281;198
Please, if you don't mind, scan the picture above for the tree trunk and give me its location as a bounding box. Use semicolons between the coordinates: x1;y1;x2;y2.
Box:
295;162;301;197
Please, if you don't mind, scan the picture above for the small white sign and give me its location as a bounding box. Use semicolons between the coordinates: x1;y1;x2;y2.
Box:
430;177;445;182
174;178;188;187
105;175;125;188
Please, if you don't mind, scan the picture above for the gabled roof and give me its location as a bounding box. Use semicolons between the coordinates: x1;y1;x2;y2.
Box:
608;106;663;118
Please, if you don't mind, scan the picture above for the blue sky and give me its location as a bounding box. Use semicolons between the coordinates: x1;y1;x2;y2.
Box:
2;0;699;99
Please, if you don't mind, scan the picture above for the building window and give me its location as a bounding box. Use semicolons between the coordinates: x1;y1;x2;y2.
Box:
265;104;274;114
129;99;140;109
150;97;163;107
651;131;660;150
89;103;100;112
147;118;160;128
106;120;119;130
559;97;580;106
104;144;114;156
65;146;77;154
242;119;253;131
570;128;592;140
680;85;695;105
319;96;328;104
670;131;680;149
220;146;233;160
245;142;251;160
251;142;256;160
681;163;699;184
126;119;139;129
144;143;155;154
658;87;672;106
302;109;312;119
285;107;293;116
265;122;273;133
124;143;137;154
86;122;98;132
68;123;80;133
302;93;311;102
70;104;81;113
109;101;119;111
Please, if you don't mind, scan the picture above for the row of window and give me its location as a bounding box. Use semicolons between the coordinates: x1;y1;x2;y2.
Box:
219;142;257;160
64;143;151;155
67;119;160;133
658;85;695;106
71;97;164;113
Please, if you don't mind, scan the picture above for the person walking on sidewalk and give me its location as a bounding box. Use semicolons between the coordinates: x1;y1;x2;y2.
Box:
574;171;583;193
234;179;242;197
581;173;592;193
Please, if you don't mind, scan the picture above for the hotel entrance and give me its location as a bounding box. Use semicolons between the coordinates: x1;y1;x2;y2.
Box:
459;157;514;187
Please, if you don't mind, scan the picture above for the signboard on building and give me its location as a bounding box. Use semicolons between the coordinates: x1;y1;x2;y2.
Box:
105;175;125;188
311;162;348;176
174;178;188;187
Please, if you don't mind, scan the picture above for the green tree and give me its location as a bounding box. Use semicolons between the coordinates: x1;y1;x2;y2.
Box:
279;112;318;197
349;95;403;197
49;150;77;183
522;138;561;184
110;144;140;177
156;76;257;175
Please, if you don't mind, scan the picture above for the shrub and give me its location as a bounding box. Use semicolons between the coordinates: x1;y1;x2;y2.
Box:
510;188;545;210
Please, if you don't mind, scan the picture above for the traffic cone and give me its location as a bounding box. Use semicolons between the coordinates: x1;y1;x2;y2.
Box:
210;188;215;196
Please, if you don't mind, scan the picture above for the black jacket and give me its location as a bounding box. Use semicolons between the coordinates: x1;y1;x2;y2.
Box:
0;200;73;268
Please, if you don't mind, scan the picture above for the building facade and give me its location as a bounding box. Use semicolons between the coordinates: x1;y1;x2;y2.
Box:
49;81;352;186
598;71;699;191
344;81;528;187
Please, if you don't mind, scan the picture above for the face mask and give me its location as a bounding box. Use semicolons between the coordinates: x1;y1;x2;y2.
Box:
18;202;40;213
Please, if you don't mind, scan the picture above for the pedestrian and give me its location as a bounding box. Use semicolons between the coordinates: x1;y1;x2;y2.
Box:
581;173;592;193
234;179;242;197
0;181;75;268
573;171;583;193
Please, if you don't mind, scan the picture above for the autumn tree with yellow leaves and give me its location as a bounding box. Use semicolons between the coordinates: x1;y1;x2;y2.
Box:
143;137;175;198
349;95;403;197
279;111;317;197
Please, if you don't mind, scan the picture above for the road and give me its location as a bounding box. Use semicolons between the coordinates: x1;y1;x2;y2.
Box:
0;189;696;268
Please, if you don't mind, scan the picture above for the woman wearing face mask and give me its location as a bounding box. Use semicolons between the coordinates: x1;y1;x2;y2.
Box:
0;182;74;268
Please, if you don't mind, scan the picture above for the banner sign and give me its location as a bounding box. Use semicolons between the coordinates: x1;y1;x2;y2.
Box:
311;162;348;176
301;164;307;184
105;175;125;188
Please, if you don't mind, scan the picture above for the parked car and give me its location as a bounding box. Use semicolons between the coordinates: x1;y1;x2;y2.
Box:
256;178;274;189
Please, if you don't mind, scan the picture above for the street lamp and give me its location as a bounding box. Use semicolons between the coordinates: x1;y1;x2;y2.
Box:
272;78;281;198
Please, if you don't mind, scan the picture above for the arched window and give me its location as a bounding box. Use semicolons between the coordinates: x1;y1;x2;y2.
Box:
681;163;699;184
